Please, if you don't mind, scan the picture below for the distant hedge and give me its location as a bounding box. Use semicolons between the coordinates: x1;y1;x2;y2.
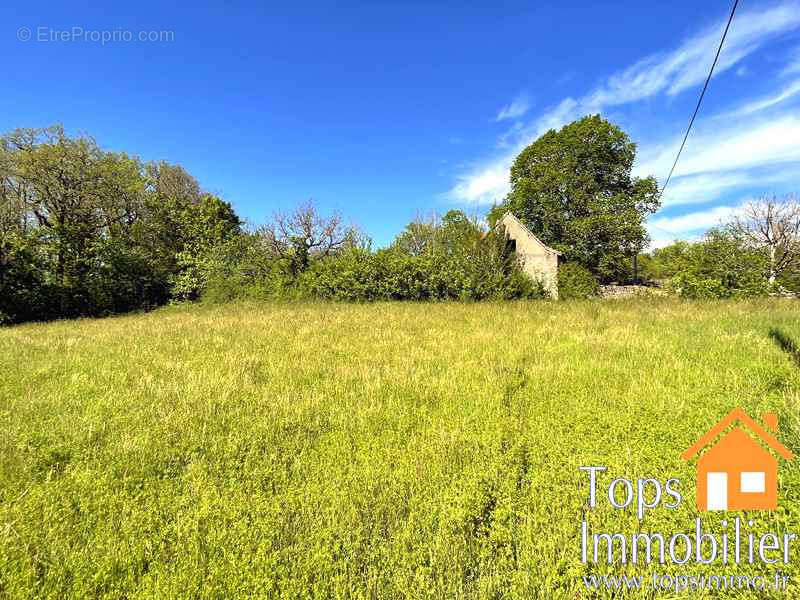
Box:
201;223;550;304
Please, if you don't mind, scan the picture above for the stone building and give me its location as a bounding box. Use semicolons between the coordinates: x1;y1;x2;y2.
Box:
497;212;561;298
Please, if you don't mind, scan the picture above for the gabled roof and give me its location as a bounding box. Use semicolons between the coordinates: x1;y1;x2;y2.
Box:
681;408;793;461
498;212;562;257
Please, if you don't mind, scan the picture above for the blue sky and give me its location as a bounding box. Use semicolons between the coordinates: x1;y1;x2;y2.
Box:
4;1;800;247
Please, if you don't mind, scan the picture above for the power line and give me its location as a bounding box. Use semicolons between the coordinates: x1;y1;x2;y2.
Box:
649;222;681;239
657;0;740;202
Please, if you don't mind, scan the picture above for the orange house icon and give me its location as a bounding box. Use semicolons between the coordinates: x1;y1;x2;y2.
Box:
681;408;793;511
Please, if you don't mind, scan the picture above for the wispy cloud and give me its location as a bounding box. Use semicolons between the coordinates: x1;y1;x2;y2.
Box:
649;203;743;234
783;46;800;75
720;79;800;117
646;201;752;248
634;114;800;181
584;2;800;106
656;167;796;209
658;173;758;207
495;93;532;121
448;1;800;205
449;163;509;206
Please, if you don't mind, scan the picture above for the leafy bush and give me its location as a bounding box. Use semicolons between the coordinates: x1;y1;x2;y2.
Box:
199;210;550;303
86;236;171;315
557;262;599;300
669;272;769;299
167;195;243;301
201;235;297;303
777;267;800;294
662;231;770;299
299;248;383;301
297;245;546;302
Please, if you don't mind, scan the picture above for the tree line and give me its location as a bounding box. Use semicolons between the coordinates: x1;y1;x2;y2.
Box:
0;126;241;323
640;195;800;299
2;118;798;324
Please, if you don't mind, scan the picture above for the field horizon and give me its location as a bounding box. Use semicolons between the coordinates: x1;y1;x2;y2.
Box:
2;298;800;598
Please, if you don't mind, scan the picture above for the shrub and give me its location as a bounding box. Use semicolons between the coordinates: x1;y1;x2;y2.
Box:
86;237;170;315
668;272;769;299
299;248;382;301
777;268;800;294
201;235;296;304
297;246;547;302
662;231;770;299
198;211;550;304
557;263;599;300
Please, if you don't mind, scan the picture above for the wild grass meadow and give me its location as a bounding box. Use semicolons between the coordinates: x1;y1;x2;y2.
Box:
2;299;800;598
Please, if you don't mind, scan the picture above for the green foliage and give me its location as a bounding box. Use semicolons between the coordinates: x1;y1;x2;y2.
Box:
0;126;244;323
259;201;363;278
0;229;56;323
489;115;659;282
777;266;800;294
647;231;771;299
168;195;242;301
642;241;693;281
1;122;780;323
300;246;544;302
556;262;600;300
389;219;437;256
202;234;301;303
200;210;549;303
85;235;170;315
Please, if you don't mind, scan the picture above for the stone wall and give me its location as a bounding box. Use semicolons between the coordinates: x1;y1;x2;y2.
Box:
600;285;665;298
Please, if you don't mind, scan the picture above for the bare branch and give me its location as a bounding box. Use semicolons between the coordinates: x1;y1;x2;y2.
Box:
728;194;800;283
259;200;356;273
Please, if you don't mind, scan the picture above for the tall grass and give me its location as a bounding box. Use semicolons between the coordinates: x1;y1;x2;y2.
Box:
1;299;800;598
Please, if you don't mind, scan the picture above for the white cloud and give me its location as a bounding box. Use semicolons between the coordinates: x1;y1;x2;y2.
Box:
647;236;689;250
449;162;510;206
448;1;800;205
649;203;744;235
497;121;524;148
634;114;800;181
783;46;800;75
658;172;755;207
646;202;749;249
655;167;796;209
631;2;798;99
720;79;800;117
533;1;800;128
495;93;532;121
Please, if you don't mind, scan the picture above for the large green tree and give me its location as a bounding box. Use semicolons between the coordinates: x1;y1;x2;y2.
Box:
489;115;659;282
0;126;243;322
1;126;147;315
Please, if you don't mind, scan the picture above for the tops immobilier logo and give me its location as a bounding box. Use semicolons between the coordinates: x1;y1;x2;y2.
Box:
681;408;794;511
578;407;798;592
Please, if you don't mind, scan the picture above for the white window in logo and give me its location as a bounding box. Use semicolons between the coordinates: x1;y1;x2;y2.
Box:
741;472;765;493
707;473;728;510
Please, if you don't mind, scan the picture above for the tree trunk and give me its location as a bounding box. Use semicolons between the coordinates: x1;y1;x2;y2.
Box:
769;245;777;285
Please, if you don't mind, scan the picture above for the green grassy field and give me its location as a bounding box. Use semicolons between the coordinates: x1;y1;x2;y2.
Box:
2;299;800;598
